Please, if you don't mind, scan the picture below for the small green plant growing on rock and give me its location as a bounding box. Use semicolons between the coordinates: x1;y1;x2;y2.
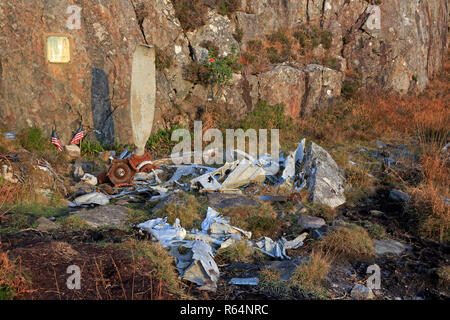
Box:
266;47;281;63
146;125;185;156
19;127;52;153
294;26;333;51
80;141;105;155
233;26;243;43
216;0;240;17
204;45;241;100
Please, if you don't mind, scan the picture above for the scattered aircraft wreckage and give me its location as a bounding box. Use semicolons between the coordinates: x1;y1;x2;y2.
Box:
64;44;346;292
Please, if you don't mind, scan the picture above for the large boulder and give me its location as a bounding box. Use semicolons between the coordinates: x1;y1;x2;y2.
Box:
303;142;346;208
238;0;447;94
281;139;346;208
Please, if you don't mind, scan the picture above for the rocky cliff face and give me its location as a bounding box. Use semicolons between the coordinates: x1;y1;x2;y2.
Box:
0;0;447;143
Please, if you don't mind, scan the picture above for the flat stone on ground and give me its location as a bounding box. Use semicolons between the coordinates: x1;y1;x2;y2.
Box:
75;205;129;228
207;193;260;210
262;257;309;280
298;214;326;229
389;189;411;202
374;239;412;256
36;217;59;232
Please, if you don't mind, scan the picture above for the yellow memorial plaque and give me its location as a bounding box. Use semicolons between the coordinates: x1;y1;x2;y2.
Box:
46;36;71;63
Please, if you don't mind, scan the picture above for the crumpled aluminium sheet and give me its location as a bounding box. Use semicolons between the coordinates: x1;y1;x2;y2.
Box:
183;240;220;290
199;207;252;248
164;164;216;187
137;206;306;291
137;207;252;291
254;233;308;260
190;155;267;192
71;192;110;207
137;217;186;248
280;138;306;190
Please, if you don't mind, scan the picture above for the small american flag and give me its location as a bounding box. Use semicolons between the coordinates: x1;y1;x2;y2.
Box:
70;125;85;145
51;129;63;151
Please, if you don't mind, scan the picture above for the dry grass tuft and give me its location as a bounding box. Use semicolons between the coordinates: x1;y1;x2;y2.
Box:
315;224;375;261
215;240;262;263
291;250;332;296
258;250;332;299
153;193;205;230
0;243;31;299
408;185;449;243
123;240;185;297
221;203;282;239
437;265;450;289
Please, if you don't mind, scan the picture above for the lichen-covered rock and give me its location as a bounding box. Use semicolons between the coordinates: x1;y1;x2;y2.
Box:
258;64;343;118
217;73;259;118
238;0;308;39
298;214;326;230
303;142;346;208
351;284;375;300
74;205;128;228
302;64;344;117
259;65;306;118
64;145;81;158
138;0;193;129
186;11;239;58
36;217;59;232
342;0;448;94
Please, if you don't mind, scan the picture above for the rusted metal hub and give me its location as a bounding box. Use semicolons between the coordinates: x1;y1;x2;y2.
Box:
106;151;157;187
128;151;154;170
107;159;135;186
